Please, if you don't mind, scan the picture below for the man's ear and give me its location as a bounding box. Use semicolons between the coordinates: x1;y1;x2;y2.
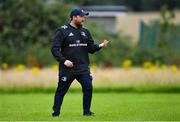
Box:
72;16;77;20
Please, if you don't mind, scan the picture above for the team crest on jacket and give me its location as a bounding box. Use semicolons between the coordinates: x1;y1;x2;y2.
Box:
76;40;80;43
81;32;86;37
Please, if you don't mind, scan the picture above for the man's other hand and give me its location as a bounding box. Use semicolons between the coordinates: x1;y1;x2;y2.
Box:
64;60;74;68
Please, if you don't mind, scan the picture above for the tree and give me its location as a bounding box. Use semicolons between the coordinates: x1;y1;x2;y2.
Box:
0;0;71;66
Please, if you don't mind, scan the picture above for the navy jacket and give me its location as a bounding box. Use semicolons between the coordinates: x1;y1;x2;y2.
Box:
51;23;101;74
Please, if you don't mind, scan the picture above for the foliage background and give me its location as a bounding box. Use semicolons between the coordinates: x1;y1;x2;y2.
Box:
0;0;180;67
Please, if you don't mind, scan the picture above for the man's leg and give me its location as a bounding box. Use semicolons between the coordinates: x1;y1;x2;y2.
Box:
52;72;75;116
76;73;93;115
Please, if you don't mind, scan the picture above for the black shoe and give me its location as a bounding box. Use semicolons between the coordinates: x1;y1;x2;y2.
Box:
52;112;60;117
83;112;95;116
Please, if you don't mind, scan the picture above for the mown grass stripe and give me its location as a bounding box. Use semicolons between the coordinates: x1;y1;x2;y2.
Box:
1;84;180;94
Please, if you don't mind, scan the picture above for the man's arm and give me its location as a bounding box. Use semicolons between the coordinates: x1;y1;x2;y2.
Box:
51;29;66;63
86;30;109;54
51;29;74;68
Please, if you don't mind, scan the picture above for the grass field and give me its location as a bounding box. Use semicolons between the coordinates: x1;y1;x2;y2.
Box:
0;92;180;121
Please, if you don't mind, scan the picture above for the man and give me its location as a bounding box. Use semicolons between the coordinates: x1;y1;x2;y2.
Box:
51;7;109;117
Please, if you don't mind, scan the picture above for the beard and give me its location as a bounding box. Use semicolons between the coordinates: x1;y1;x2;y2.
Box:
75;21;83;28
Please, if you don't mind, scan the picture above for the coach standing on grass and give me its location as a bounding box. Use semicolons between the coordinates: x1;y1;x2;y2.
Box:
51;7;109;117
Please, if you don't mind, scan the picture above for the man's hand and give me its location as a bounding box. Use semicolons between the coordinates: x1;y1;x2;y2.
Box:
99;40;109;48
64;60;74;68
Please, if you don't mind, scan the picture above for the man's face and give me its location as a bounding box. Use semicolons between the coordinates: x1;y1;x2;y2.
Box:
73;15;85;28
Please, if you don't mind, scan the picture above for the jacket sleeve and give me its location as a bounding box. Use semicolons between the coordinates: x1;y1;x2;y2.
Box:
86;30;102;54
51;29;66;63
